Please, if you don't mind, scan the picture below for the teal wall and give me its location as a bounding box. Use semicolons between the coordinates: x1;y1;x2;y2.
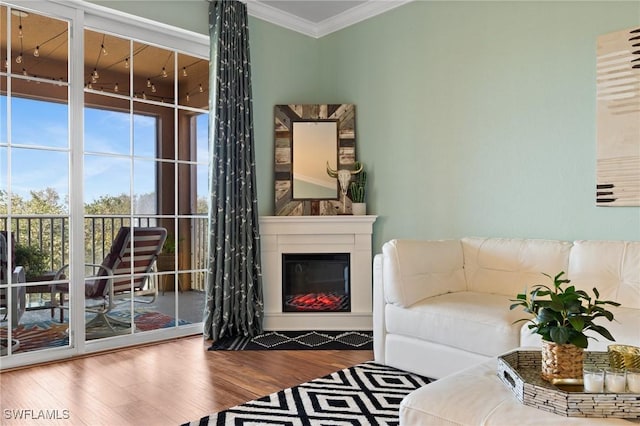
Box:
246;19;323;216
319;1;640;249
88;1;640;251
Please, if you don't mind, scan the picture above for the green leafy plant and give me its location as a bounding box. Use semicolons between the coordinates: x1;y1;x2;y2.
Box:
14;244;49;280
349;161;367;203
510;271;620;348
161;234;177;254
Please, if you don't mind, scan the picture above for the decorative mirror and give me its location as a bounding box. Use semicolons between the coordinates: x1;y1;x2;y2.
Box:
274;104;356;215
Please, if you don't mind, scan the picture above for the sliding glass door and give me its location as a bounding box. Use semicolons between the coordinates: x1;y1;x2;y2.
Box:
1;0;208;368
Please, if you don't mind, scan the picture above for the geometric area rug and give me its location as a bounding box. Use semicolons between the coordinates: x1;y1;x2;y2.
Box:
181;361;433;426
208;330;373;351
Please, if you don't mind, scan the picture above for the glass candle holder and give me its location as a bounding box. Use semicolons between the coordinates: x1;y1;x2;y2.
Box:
604;367;626;393
583;366;604;392
627;368;640;393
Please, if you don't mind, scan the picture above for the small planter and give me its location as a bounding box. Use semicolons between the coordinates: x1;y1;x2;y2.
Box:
511;271;619;385
156;253;175;272
541;340;584;383
352;203;366;215
156;253;176;293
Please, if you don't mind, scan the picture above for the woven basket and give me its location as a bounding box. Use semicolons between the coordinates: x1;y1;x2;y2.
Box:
608;344;640;369
540;340;584;382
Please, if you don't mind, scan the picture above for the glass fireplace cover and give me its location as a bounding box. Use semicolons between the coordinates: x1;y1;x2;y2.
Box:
282;253;350;312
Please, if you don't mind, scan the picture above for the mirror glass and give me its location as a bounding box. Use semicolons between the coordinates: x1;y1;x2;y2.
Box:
292;121;338;199
274;104;356;216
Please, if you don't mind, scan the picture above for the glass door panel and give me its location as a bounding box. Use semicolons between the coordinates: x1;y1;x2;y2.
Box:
84;30;130;96
84;99;132;155
178;52;208;109
132;41;174;103
132;158;156;215
1;6;71;358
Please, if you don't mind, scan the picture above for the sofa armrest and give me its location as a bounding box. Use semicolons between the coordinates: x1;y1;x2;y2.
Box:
373;253;386;364
381;239;466;308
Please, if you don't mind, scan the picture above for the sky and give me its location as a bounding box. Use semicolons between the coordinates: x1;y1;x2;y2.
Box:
1;95;208;210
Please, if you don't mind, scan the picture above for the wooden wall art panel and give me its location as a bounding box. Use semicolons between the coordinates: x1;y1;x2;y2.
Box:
274;104;357;215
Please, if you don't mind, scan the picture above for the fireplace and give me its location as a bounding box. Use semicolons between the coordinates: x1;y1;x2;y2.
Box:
259;215;377;330
282;253;350;312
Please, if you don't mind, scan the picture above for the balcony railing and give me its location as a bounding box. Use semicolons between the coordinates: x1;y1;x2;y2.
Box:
0;215;208;291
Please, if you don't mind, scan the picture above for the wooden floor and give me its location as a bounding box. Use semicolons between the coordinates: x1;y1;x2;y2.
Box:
0;335;373;425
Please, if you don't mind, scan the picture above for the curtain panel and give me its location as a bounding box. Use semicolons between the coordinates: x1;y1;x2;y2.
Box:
205;0;263;340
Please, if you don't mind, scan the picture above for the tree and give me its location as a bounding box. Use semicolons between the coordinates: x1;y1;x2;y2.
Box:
1;189;68;271
85;193;131;215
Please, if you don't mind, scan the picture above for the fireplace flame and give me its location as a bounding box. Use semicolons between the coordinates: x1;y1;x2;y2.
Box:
288;293;344;311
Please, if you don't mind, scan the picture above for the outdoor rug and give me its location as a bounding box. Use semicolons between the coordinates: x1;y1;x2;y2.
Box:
182;361;432;425
208;330;373;351
3;309;190;353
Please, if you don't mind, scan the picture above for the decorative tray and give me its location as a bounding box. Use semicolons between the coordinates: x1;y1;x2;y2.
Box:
497;349;640;419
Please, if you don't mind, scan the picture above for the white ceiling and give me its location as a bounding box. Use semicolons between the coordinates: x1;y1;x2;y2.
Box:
248;0;413;38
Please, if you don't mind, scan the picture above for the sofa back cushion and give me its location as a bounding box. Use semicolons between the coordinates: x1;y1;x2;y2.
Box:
462;237;572;297
567;240;640;309
382;239;466;308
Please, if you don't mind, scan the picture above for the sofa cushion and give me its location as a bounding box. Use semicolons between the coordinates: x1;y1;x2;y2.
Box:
382;239;466;308
462;237;572;297
385;291;523;357
568;240;640;309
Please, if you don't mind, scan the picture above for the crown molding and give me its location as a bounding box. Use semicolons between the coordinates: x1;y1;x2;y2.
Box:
247;1;320;38
316;0;413;38
247;0;414;39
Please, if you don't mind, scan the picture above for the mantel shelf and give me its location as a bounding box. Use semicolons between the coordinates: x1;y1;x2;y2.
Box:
260;215;377;236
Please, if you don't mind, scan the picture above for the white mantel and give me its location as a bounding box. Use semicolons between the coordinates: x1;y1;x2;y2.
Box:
259;215;377;330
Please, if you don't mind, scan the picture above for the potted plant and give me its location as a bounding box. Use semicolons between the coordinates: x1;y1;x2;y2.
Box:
156;234;176;272
510;271;620;383
349;161;367;215
14;244;48;281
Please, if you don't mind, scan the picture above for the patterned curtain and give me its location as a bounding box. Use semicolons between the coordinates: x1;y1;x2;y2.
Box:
204;0;264;340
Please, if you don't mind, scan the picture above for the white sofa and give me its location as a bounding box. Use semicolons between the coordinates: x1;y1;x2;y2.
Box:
373;237;640;380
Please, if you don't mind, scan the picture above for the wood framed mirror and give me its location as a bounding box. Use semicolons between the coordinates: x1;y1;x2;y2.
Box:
274;104;356;215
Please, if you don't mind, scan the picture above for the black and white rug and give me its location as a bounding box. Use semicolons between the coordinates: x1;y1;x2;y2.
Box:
209;330;373;351
181;362;432;425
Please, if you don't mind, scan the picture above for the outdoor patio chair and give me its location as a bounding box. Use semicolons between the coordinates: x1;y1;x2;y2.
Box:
51;227;167;334
1;231;26;355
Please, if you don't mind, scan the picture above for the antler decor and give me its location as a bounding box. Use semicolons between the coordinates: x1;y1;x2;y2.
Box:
326;161;363;214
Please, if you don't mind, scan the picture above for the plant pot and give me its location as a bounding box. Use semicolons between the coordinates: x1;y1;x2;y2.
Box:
352;203;366;215
156;253;175;271
541;340;584;383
